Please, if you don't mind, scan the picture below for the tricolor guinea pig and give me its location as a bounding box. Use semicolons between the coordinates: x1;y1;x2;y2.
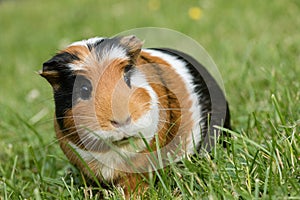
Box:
40;35;230;196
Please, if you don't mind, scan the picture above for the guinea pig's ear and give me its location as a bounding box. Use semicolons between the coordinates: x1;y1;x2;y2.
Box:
39;54;63;89
120;35;143;61
39;52;73;89
39;60;61;89
39;69;59;83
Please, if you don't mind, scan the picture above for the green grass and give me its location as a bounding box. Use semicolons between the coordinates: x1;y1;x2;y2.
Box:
0;0;299;199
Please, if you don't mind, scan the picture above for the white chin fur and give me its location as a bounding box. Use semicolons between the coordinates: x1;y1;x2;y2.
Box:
68;138;151;181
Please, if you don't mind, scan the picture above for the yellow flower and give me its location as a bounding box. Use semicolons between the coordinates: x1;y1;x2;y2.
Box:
148;0;160;11
188;6;203;20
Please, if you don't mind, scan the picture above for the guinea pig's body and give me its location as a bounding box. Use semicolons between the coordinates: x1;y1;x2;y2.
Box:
41;35;230;196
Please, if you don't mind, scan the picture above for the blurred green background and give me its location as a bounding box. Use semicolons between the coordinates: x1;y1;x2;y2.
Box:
0;0;299;198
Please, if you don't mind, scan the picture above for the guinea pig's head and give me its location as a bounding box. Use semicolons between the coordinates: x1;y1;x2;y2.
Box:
40;35;160;153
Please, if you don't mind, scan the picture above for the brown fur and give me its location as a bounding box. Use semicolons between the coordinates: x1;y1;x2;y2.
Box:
63;45;90;60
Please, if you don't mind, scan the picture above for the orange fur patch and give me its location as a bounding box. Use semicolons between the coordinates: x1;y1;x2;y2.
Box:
129;88;151;121
62;45;90;60
91;58;153;129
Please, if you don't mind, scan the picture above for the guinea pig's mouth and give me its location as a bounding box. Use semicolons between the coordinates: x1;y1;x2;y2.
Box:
112;136;138;146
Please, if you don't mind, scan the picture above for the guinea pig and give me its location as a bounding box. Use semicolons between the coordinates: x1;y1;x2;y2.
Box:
40;35;231;197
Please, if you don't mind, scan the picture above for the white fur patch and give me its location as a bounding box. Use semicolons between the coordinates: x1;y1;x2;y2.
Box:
130;69;148;88
67;63;85;71
68;141;117;180
69;37;104;47
143;49;203;154
68;138;150;180
99;45;127;62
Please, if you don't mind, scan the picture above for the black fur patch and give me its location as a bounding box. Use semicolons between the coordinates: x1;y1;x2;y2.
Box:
53;74;92;129
43;52;82;130
43;52;80;73
54;74;77;129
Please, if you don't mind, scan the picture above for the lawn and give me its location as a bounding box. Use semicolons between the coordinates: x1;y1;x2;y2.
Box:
0;0;299;199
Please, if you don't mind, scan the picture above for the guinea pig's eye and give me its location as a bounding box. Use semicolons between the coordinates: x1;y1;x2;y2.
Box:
74;76;92;100
80;84;92;100
123;64;133;88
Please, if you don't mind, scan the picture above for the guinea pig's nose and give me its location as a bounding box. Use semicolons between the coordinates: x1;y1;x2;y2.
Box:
110;116;131;128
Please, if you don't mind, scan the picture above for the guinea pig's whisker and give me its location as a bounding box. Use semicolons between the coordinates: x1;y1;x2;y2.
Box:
52;92;74;98
81;122;102;130
34;117;58;124
157;119;171;123
157;102;189;111
86;138;105;152
155;92;182;100
159;108;186;111
155;94;173;100
59;115;95;119
79;133;111;152
60;125;83;133
81;134;96;144
54;127;95;148
157;122;172;129
79;134;96;147
137;74;161;79
54;116;76;120
39;116;81;124
39;116;97;125
72;115;96;119
29;112;82;126
45;128;83;147
52;122;96;142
